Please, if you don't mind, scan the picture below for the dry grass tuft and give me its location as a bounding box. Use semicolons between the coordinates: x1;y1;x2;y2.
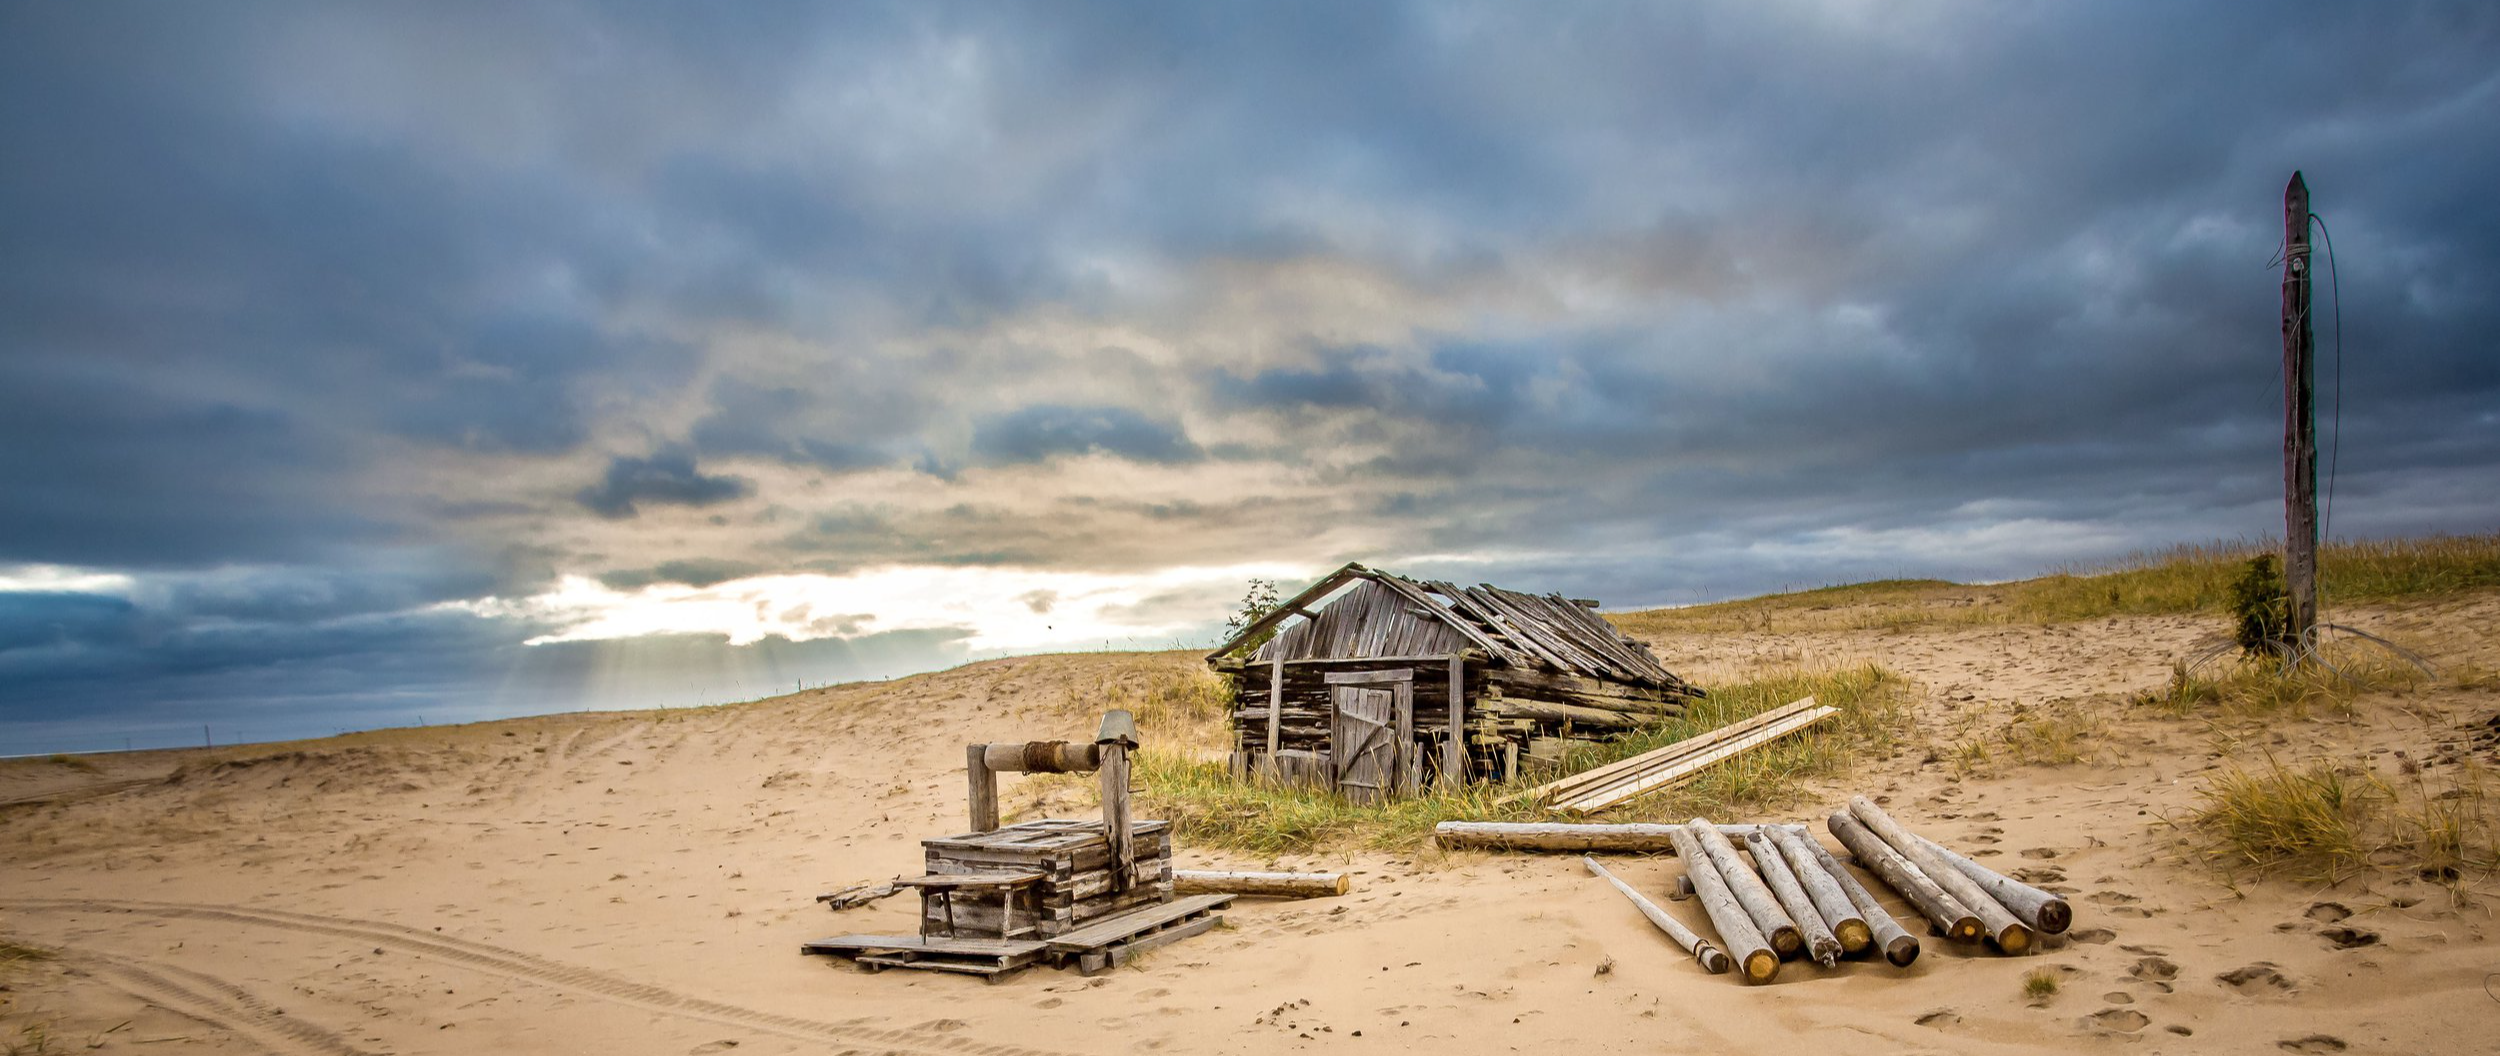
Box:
2188;754;2497;886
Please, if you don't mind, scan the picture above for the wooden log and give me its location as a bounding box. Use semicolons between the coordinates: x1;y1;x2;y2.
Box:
1483;698;1643;729
1799;836;1917;967
1688;821;1800;959
1913;834;2072;935
1582;856;1730;975
1444;655;1465;787
1826;811;1980;944
1765;827;1871;956
1172;870;1350;899
978;741;1102;773
1431;821;1792;853
1745;829;1841;966
1663;826;1777;983
1847;797;2031;954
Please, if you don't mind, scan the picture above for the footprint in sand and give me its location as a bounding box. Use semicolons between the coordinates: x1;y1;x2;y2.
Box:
2128;956;2178;983
690;1043;741;1054
2279;1036;2347;1054
1914;1009;1960;1028
1034;997;1064;1009
2064;928;2117;945
2081;1008;2151;1034
2019;848;2058;859
2319;926;2379;950
2304;901;2349;923
2218;963;2296;995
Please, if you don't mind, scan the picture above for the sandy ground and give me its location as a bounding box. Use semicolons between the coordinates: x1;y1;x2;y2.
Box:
5;598;2498;1055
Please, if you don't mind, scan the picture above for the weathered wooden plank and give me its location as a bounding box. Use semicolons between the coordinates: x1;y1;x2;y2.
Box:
1043;894;1235;951
1554;706;1836;812
1512;697;1820;805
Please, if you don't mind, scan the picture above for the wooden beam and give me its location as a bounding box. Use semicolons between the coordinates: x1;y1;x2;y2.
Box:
1265;657;1283;760
1444;654;1464;788
1203;562;1369;662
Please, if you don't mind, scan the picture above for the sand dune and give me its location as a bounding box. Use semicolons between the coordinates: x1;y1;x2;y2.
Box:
5;601;2498;1054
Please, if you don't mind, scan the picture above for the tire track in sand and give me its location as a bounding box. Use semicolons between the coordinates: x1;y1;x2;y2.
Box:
7;899;1071;1056
76;948;378;1056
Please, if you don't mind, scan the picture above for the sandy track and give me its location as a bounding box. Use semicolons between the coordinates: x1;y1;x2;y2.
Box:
8;897;1078;1056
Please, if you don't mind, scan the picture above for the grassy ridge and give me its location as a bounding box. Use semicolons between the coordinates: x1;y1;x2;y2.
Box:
1613;534;2500;635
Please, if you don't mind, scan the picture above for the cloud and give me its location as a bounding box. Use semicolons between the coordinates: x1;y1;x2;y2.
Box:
4;2;2498;750
576;448;754;519
970;405;1201;465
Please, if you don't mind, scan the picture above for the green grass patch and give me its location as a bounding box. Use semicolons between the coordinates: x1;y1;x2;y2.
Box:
1610;533;2500;635
1123;664;1916;855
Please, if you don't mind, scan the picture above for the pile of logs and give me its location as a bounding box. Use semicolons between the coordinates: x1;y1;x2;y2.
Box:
1442;799;2075;986
1823;796;2070;955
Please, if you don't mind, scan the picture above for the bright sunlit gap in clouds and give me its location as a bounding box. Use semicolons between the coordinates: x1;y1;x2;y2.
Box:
445;562;1313;653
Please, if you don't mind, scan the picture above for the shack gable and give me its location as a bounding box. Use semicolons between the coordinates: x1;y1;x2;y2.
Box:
1208;562;1690;693
1253;579;1475;662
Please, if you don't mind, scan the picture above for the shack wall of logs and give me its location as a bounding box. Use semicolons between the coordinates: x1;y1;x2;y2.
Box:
1218;657;1692;787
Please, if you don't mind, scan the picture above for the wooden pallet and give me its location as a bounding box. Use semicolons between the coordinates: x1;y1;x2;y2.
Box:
1043;894;1234;976
800;933;1049;983
802;894;1234;981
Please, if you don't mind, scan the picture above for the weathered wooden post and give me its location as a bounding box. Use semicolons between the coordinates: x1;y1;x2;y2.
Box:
1097;709;1139;892
968;743;999;832
2282;171;2319;644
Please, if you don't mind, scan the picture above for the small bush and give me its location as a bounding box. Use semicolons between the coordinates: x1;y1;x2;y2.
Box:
2022;968;2060;1000
2228;555;2292;659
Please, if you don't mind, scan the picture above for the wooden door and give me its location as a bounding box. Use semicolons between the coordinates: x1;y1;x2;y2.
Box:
1327;670;1413;804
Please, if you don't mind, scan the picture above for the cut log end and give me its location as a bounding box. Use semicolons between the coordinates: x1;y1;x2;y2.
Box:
1768;925;1802;957
1834;919;1873;954
1698;946;1733;975
1740;949;1781;985
1991;923;2034;955
1951;916;1984;943
1883;935;1921;967
2037;900;2073;935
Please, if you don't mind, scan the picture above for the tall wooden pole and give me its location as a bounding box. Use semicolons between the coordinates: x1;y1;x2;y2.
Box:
2281;171;2319;643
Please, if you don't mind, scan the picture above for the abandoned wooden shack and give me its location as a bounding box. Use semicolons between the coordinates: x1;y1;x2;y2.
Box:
1206;562;1702;799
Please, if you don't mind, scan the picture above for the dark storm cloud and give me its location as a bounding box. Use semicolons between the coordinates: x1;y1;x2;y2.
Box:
576;447;753;519
970;405;1200;466
5;1;2498;750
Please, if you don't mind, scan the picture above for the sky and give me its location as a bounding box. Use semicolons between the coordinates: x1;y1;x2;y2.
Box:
4;2;2496;754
